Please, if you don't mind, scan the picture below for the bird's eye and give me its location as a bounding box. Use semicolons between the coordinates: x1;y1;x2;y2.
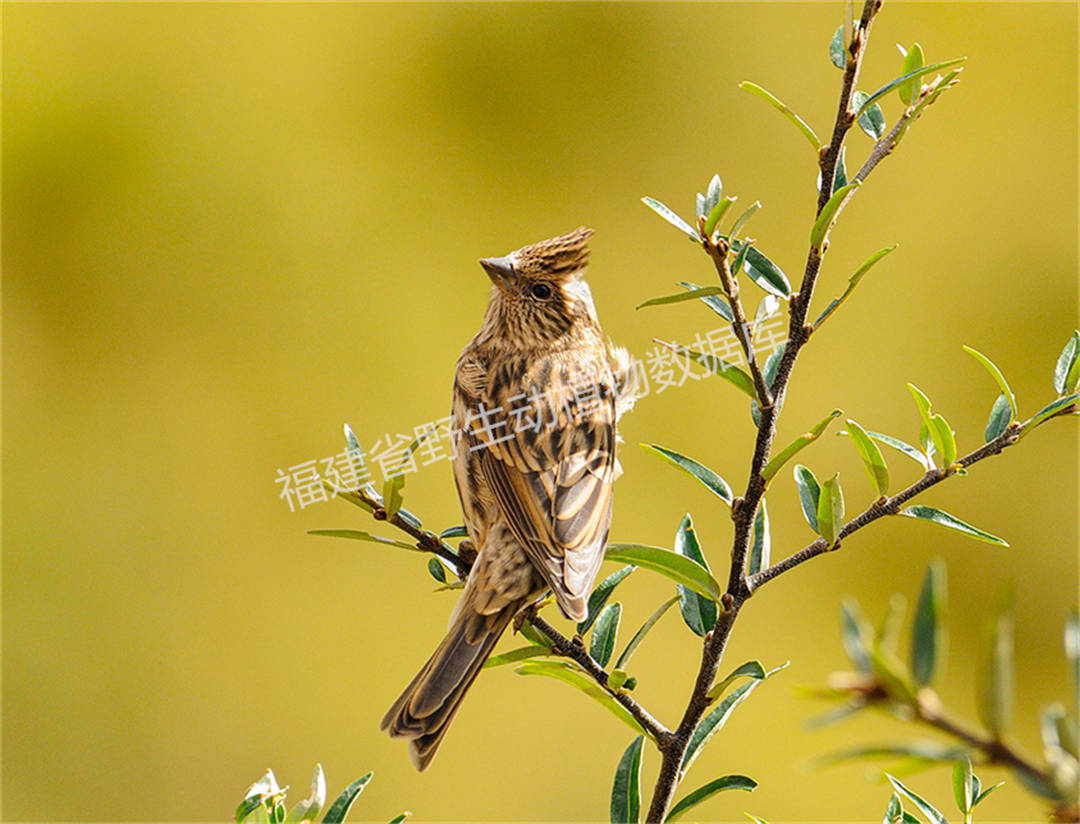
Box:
530;283;552;300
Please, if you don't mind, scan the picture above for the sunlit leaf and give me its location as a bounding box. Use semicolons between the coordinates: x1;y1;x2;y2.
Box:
677;280;734;323
977;585;1014;736
1026;393;1080;430
862;430;931;470
321;773;373;824
851;91;887;139
762;410;842;482
605;544;722;602
898;43;925;105
830;25;846;68
675;515;717;637
911;560;947;687
706;660;767;702
811;181;861;252
483;645;555;669
669;343;758;400
963;345;1018;418
972;779;1005;808
985;393;1012;442
665;775;757;823
308;529;418;551
614;595;680;670
517;661;647;738
952;757;973;816
855;57;966;118
704;197;737;239
579;565;636;634
1055;330;1080;395
794;464;821;533
439;525;468;539
748;501;770;576
729;201;761;241
884;775;949;824
722;238;792;298
898;506;1008;546
637;286;727;310
817;474;845;547
845;418;889;495
591;603;623;668
814;244;898;328
739;81;821;150
611;736;644;824
285;764;327;824
883;791;902;824
642;197;699;239
640;444;733;505
703;174;723;219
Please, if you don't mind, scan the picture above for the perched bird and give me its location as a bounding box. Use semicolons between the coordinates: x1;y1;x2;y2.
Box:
381;227;637;770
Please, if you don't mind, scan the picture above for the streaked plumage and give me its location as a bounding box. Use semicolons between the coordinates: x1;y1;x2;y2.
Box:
380;227;635;770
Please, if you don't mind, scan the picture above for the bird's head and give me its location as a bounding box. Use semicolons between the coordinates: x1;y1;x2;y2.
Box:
477;227;600;348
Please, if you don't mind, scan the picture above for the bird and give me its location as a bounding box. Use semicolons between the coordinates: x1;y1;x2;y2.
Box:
380;227;637;771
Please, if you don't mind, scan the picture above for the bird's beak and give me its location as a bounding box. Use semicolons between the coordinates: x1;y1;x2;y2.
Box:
479;255;516;293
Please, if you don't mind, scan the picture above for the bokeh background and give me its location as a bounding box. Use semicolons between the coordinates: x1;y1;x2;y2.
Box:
4;2;1077;822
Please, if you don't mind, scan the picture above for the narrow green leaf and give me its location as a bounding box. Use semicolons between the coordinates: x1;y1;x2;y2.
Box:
344;422;362;454
383;477;404;519
842;598;872;673
579;565;636;634
741;244;792;298
329;486;376;514
427;557;447;583
1059;331;1080;395
794;464;821;533
1026;393;1080;430
706;660;767;702
386;815;410;824
439;525;468;539
637;286;727;310
817;473;845;547
677;280;734;322
517;661;647;738
483;645;555;669
591;603;623;668
885;774;948;824
830;25;846;68
911;560;947;687
971;780;1005;807
321;773;373;824
977;585;1014;736
606;544;722;603
640;444;733;505
864;430;932;470
851;91;887;139
665;775;757;823
236;795;264;824
642;197;699;239
883;792;902;824
517;618;554;650
682;663;788;775
845;418;890;495
898;43;925;105
748;501;770;576
611;736;644;824
814;244;898;329
810;181;861;252
696;192;706;220
856;57;967;118
729;238;752;282
899;506;1008;546
308;529;418;551
985;393;1012;442
762;410;842;482
739;81;821;150
703;174;723;218
286;764;327;824
811;741;969;771
907;384;950;466
704;197;737;239
730;201;761;241
672;344;758;400
952;757;973;816
614;595;680;670
964;345;1018;418
675;515;717;637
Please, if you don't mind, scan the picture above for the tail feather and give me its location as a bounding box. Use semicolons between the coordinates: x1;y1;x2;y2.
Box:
380;598;520;771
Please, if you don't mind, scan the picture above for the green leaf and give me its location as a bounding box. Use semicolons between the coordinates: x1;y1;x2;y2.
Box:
681;663;788;775
885;774;948;824
741;244;792;299
762;410;842;482
1056;330;1080;394
985;393;1012;442
729;238;753;283
841;598;872;673
611;736;644;824
977;585;1014;736
830;25;846;68
739;81;821;150
851;91;887;139
845;418;890;496
637;286;727;310
810;181;861;252
814;244;898;328
665;775;757;823
703;174;723;218
856;57;968;118
439;525;468;539
579;565;636;634
911;560;947;688
898;506;1008;546
640;444;733;505
883;792;902;824
516;661;647;738
862;430;932;470
308;529;418;551
386;815;410;824
517;618;554;650
642;197;699;240
427;557;446;583
794;464;821;533
729;201;761;241
748;501;770;577
751;344;787;428
704;197;737;239
817;145;848;195
1026;393;1080;430
614;595;680;670
286;764;327;824
591;602;623;668
236;795;264;824
908;384;953;467
972;780;1005;808
898;43;925;105
964;345;1018;418
675;515;718;637
606;544;722;603
817;473;845;547
483;645;555;669
676;280;734;322
321;772;373;824
811;741;969;771
952;757;973;816
868;639;919;705
383;477;404;519
671;344;758;400
706;660;767;702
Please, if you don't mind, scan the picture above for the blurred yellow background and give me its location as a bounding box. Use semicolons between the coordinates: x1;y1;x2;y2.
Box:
4;2;1077;822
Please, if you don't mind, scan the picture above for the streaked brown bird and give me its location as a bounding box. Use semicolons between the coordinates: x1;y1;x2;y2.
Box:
380;227;637;770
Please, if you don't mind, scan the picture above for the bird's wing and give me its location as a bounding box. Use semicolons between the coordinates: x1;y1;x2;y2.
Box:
464;356;617;621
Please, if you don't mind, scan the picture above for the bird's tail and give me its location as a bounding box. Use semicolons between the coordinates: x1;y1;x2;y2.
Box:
380;586;522;771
